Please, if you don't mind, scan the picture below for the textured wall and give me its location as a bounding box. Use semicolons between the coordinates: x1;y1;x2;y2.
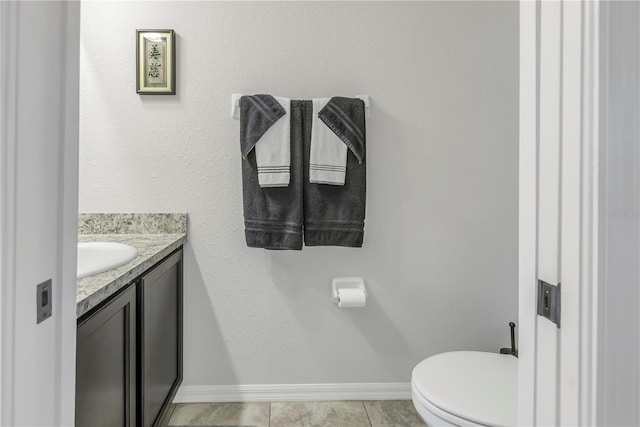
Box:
79;1;518;386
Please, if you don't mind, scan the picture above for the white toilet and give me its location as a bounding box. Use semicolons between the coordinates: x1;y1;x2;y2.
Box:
411;351;517;426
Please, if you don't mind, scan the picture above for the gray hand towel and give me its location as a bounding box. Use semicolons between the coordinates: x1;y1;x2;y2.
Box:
240;96;303;250
318;97;366;164
303;97;366;247
240;94;286;158
240;95;292;187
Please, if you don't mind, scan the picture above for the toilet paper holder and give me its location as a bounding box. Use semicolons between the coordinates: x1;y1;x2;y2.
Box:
331;277;366;303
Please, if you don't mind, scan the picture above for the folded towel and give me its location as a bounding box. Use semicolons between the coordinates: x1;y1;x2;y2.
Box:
318;97;366;164
303;97;366;247
240;97;303;250
240;95;291;187
309;98;348;185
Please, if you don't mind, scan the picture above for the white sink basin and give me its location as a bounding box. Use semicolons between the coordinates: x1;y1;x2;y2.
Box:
77;242;138;279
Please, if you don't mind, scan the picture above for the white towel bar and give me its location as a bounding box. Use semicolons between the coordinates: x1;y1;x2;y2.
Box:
231;94;370;119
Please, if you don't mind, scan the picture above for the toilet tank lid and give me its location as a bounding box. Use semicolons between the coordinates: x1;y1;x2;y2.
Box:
412;351;518;427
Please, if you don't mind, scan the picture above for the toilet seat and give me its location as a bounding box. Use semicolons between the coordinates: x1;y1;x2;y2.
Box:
411;351;517;427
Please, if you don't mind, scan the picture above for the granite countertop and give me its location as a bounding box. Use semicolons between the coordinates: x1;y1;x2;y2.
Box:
76;213;187;318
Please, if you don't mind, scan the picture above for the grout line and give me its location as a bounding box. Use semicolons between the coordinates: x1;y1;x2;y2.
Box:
268;401;272;427
362;400;374;427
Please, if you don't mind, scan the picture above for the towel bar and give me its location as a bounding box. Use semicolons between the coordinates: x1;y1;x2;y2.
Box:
231;94;370;119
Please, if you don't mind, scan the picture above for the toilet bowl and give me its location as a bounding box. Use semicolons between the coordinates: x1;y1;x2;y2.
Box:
411;351;517;427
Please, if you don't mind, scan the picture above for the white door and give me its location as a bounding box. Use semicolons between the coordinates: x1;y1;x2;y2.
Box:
0;2;80;426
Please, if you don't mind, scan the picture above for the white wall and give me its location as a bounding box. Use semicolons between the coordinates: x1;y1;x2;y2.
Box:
1;1;79;425
79;1;518;387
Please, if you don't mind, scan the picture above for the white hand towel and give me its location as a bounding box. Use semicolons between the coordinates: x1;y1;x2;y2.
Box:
310;98;348;185
255;96;291;187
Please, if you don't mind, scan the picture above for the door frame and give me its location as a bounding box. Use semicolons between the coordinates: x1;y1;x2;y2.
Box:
573;1;601;424
519;1;601;425
518;0;538;423
0;2;80;425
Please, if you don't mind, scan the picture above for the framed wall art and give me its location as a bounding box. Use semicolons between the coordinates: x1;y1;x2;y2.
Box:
136;29;175;95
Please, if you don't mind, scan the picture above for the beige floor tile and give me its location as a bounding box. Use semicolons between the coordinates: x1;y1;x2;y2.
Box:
167;402;270;427
363;400;426;427
270;401;371;427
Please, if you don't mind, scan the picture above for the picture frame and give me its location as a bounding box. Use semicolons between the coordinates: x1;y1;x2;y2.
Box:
136;29;175;95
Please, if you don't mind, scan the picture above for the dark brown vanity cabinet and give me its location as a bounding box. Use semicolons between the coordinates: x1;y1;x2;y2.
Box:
76;248;183;427
76;284;137;427
138;249;183;427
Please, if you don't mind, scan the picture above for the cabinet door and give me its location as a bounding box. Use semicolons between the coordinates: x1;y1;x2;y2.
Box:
76;285;137;427
138;249;183;427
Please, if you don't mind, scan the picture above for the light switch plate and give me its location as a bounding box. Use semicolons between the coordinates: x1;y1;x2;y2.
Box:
37;279;52;324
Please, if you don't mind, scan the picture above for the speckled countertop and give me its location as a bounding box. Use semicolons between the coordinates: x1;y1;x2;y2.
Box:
77;214;187;318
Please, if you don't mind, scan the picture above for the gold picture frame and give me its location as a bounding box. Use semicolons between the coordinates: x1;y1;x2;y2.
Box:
136;29;175;95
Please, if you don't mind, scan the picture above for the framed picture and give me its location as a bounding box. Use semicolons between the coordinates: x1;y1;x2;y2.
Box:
136;29;175;95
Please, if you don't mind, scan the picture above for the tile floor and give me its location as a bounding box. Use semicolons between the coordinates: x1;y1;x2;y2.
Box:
166;400;426;427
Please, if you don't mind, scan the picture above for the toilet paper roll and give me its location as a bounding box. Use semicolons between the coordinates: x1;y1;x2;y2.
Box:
337;288;366;308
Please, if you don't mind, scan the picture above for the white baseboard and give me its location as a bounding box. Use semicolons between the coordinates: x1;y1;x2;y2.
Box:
173;383;412;403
